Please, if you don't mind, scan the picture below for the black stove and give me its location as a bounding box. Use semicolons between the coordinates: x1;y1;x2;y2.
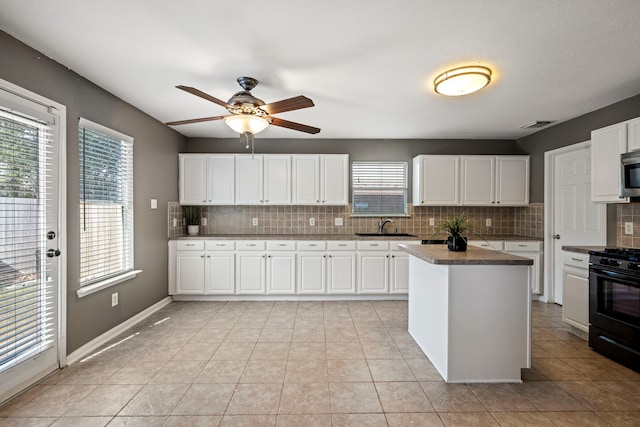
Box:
588;247;640;372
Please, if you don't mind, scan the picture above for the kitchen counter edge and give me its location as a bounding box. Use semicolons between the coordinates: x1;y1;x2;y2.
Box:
169;234;542;241
399;243;534;266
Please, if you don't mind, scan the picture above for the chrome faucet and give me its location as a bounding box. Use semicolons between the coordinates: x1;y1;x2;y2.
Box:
378;218;394;234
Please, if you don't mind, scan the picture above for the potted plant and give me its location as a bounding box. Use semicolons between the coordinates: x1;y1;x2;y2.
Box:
432;212;470;252
183;206;200;235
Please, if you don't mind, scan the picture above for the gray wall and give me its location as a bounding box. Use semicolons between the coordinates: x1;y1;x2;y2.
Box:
187;138;523;202
0;31;186;353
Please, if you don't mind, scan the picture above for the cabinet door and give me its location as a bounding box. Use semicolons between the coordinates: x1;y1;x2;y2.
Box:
267;252;296;294
389;252;409;294
495;156;529;206
207;155;235;204
320;154;349;205
236;252;266;294
292;155;320;204
179;154;207;205
358;252;389;293
414;155;460;205
591;123;628;203
327;252;356;293
627;117;640;152
206;252;235;294
297;252;326;294
562;269;589;332
236;155;264;204
264;155;291;205
505;251;541;294
176;252;205;294
461;156;495;205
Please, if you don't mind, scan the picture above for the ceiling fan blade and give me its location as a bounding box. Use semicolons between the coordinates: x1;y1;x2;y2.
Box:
176;85;231;109
166;115;228;126
270;117;321;134
261;95;314;115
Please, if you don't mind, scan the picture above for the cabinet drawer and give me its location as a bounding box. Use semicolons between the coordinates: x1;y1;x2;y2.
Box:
468;240;503;251
327;241;356;251
504;241;542;252
390;241;420;251
357;241;389;250
563;251;589;270
236;240;266;251
176;241;205;251
297;241;326;251
267;241;296;251
206;240;235;251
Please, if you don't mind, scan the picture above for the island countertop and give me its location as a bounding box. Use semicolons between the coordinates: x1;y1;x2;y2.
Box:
399;243;533;265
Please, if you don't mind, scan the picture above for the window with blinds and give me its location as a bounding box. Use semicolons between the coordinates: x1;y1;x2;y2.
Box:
0;106;55;372
79;118;134;286
352;161;408;216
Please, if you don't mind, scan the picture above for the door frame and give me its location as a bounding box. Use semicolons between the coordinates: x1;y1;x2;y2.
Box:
0;78;67;377
543;140;604;304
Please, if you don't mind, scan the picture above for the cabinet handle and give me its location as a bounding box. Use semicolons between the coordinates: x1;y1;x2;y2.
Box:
371;244;379;247
268;255;271;258
316;200;319;203
277;244;287;246
201;255;205;258
248;244;257;247
266;200;269;202
202;200;206;202
571;257;584;262
186;244;195;247
207;255;211;258
309;244;317;247
338;244;347;247
391;255;395;258
328;255;332;258
496;201;500;204
518;244;527;247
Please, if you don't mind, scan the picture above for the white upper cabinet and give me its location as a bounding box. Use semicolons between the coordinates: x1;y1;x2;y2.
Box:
591;122;628;203
495;156;530;205
461;156;495;205
292;154;349;205
179;154;207;205
264;155;292;205
627;117;640;152
179;154;234;205
292;155;320;204
413;155;460;206
321;154;349;205
235;154;264;204
207;154;235;204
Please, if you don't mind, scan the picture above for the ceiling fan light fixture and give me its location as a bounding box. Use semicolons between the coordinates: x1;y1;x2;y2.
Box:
434;65;492;96
224;114;269;134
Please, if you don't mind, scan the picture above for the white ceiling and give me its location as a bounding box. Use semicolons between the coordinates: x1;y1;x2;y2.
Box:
2;0;640;140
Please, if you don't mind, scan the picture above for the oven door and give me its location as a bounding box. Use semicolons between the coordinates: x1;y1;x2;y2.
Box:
589;265;640;369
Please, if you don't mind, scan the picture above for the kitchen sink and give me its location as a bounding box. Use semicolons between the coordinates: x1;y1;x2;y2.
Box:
355;232;417;237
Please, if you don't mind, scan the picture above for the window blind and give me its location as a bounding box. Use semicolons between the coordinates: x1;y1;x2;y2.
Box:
352;161;408;216
79;118;134;286
0;107;55;372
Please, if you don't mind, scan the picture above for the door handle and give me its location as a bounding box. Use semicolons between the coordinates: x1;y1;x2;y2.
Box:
552;234;561;239
46;249;61;257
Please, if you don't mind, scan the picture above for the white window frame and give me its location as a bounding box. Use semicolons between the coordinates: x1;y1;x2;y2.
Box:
76;118;140;298
351;161;409;217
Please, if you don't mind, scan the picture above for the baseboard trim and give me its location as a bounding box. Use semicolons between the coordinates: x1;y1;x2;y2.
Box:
171;294;409;302
65;296;172;366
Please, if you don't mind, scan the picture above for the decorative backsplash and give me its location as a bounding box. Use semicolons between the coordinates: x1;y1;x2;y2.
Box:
168;202;545;239
616;203;640;247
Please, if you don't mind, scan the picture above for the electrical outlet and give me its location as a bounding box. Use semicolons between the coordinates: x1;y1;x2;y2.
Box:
309;218;316;226
172;217;177;228
625;222;633;235
150;198;157;209
111;292;118;307
334;217;343;226
429;218;435;226
486;218;492;227
202;217;207;226
252;218;258;226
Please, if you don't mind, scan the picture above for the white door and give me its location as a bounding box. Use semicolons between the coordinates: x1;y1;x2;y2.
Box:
389;252;410;293
0;80;64;403
235;155;264;204
206;253;235;294
176;253;205;294
297;252;326;293
236;252;266;294
549;142;606;303
266;252;296;294
264;155;291;205
358;252;389;293
207;154;235;204
417;155;460;205
461;156;495;205
495;156;529;206
320;155;348;205
179;154;207;205
292;155;320;204
327;252;356;293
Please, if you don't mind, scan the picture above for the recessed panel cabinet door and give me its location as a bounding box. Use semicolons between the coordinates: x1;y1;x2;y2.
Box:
267;252;296;293
297;252;326;293
176;252;205;294
206;252;235;294
591;123;628;202
327;252;356;293
236;155;264;204
264;155;291;204
358;252;389;293
321;154;349;205
495;156;529;205
389;252;410;293
461;156;494;205
207;155;235;204
414;155;460;205
292;155;320;204
236;252;266;294
179;154;207;205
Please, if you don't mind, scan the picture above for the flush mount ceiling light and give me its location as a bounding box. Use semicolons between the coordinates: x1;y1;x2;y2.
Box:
433;66;492;96
224;114;270;134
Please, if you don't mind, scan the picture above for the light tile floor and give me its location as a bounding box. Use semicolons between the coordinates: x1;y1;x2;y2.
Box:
1;300;640;426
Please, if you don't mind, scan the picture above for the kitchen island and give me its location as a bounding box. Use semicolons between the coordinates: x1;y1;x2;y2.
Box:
399;243;533;383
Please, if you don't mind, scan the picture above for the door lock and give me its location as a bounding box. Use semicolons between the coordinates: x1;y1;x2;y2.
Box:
552;234;561;240
47;231;56;240
46;249;61;257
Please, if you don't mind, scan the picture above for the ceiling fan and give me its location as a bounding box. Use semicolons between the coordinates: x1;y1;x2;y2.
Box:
166;77;321;141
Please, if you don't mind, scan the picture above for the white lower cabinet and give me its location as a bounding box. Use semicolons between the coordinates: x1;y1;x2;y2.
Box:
562;252;589;333
236;241;266;294
389;250;410;293
357;241;389;294
176;251;206;294
172;240;235;295
503;241;543;295
266;241;296;294
327;241;356;294
297;241;327;294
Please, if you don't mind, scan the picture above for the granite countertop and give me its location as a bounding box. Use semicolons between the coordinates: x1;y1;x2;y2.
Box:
399;243;534;266
562;245;606;254
170;233;542;242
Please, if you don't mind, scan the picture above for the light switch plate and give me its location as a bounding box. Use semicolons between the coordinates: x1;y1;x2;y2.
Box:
150;198;157;209
429;218;434;226
625;222;633;235
202;217;207;226
486;218;492;227
309;218;315;226
335;218;343;226
252;218;258;226
111;292;118;307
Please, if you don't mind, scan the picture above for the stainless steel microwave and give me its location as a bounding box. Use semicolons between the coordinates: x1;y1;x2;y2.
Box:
621;151;640;197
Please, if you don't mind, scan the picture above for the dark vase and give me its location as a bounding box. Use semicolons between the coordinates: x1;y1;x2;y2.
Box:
447;236;467;252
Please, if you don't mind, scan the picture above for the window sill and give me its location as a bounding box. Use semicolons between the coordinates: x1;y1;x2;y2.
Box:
76;270;143;298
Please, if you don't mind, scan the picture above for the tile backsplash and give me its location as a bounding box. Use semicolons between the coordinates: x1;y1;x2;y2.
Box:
616;203;640;247
168;202;545;239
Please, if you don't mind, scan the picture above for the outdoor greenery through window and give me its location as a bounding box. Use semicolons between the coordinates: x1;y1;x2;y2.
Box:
79;118;134;285
352;161;408;216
